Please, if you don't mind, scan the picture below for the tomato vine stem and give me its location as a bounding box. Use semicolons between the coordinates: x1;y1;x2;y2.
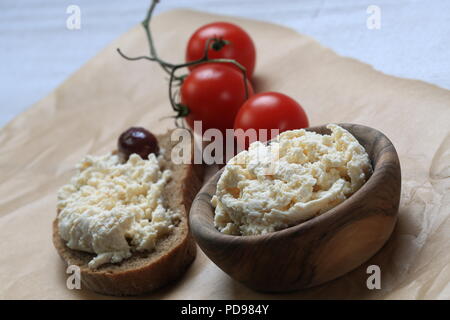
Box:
117;0;250;125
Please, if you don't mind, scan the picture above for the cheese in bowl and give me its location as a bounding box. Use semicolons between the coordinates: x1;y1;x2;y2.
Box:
212;124;373;236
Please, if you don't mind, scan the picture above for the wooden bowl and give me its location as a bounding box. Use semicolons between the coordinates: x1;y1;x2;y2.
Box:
189;123;401;292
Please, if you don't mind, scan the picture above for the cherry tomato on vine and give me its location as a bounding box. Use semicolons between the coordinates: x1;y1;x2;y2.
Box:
181;64;254;134
234;92;309;147
185;22;257;78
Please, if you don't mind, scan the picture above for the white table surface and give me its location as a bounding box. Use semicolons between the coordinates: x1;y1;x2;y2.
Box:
1;0;449;128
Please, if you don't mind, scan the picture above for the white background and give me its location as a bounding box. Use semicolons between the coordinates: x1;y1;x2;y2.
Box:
1;0;449;127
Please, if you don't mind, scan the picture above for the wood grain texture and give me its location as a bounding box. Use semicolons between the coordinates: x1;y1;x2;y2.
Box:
189;123;401;292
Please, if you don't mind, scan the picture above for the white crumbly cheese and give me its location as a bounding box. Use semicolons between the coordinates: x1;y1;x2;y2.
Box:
57;152;177;269
212;124;372;236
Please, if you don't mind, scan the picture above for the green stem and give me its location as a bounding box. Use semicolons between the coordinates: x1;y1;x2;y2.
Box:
117;0;250;124
141;0;174;76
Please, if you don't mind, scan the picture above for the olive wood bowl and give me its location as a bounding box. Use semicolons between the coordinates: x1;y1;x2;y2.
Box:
189;123;401;292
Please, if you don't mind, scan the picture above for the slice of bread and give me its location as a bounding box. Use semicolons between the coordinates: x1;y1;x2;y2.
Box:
52;130;203;296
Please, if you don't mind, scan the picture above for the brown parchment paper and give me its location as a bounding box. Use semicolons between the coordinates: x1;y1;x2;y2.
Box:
0;9;449;300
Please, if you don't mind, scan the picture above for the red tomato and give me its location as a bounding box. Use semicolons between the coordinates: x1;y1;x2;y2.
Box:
181;64;254;134
233;92;309;147
185;22;256;78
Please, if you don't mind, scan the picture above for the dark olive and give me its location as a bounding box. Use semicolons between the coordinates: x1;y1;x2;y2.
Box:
118;127;159;161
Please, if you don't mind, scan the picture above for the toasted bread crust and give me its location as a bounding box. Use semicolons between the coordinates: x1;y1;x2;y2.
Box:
52;130;203;296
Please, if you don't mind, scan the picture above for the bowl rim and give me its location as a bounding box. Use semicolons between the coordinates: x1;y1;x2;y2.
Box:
189;123;399;245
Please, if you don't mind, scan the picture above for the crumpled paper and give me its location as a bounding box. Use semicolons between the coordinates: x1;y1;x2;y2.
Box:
0;9;449;300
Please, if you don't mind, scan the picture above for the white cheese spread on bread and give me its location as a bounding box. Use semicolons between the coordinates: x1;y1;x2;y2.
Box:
57;152;176;269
